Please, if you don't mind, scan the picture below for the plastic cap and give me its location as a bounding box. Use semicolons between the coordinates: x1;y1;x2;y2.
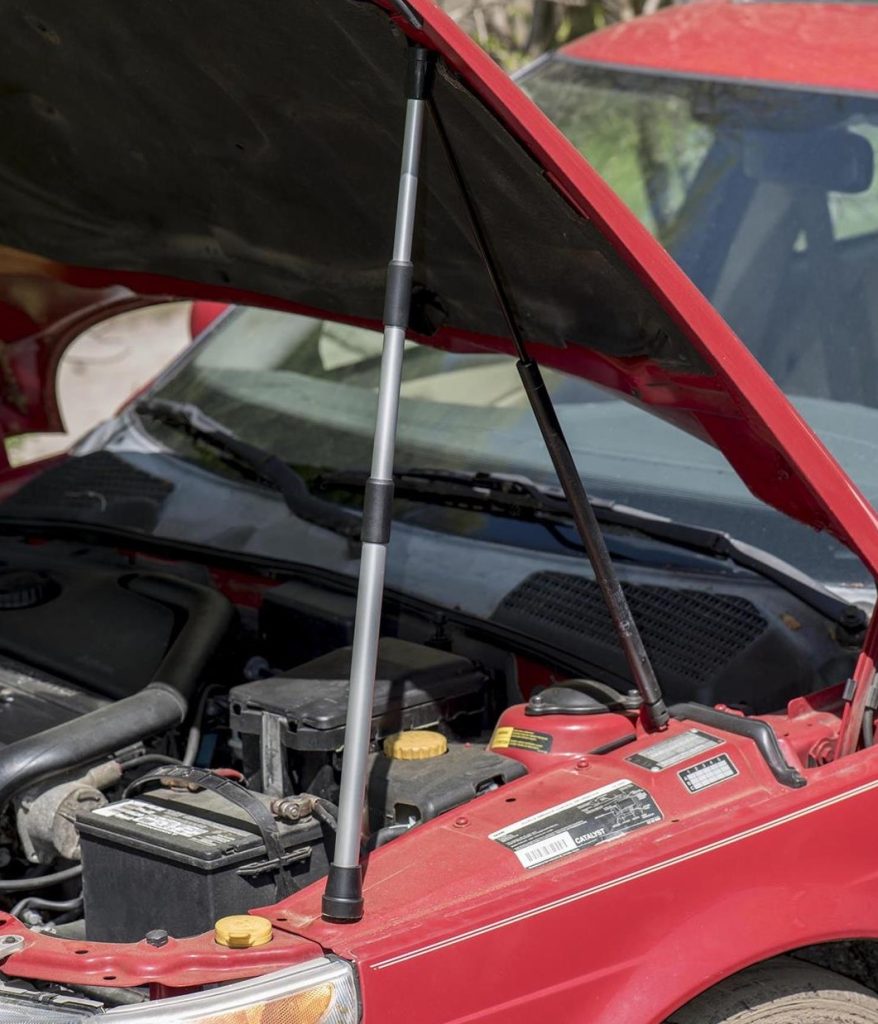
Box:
383;730;448;760
214;914;273;948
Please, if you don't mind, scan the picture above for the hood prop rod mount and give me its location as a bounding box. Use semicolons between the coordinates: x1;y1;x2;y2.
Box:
322;44;434;924
426;95;669;733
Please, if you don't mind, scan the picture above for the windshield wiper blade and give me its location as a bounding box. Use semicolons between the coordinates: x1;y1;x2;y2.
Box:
320;466;570;519
318;466;865;631
135;399;361;540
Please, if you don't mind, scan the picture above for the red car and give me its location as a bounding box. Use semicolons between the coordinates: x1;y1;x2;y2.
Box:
0;1;876;1023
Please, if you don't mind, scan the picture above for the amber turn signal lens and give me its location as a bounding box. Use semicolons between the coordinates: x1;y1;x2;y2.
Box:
94;958;358;1024
199;983;333;1024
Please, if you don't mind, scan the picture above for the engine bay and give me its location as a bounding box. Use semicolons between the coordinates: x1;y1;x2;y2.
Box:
0;535;859;1006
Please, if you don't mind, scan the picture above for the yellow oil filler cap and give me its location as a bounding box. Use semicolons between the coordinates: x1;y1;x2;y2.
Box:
383;730;448;760
214;914;273;948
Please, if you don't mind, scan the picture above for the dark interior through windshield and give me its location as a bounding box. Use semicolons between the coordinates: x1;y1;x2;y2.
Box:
520;60;878;408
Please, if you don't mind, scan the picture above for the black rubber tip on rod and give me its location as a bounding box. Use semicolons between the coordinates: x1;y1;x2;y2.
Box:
322;864;364;922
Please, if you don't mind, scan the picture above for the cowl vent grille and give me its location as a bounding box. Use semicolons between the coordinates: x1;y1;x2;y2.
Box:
495;572;768;685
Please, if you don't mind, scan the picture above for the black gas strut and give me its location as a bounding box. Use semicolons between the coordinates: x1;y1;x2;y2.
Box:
426;94;669;734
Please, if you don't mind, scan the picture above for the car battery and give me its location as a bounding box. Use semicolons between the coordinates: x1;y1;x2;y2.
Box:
77;784;327;942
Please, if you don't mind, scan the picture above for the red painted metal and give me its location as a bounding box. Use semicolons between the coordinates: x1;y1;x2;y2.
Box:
0;245;173;469
295;712;878;1022
0;916;323;989
4;673;877;1017
228;703;878;1024
189;300;227;340
759;682;845;768
4;2;878;1018
561;0;878;94
491;702;635;773
837;614;878;757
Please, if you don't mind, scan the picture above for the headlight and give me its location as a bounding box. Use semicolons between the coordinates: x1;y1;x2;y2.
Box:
0;958;359;1024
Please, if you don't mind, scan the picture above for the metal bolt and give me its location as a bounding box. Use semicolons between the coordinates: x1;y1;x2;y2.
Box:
0;935;24;955
453;816;468;827
575;757;589;770
144;929;169;948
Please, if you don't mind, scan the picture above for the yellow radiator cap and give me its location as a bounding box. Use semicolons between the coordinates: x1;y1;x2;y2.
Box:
383;730;448;760
214;914;273;948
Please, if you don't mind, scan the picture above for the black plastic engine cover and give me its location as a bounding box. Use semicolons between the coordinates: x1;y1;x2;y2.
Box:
0;541;230;702
230;638;488;752
0;658;106;747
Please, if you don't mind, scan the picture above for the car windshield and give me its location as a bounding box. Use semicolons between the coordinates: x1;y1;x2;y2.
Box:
87;301;863;589
515;60;878;576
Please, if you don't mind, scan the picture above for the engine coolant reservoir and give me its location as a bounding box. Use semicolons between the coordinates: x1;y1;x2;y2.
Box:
490;683;637;772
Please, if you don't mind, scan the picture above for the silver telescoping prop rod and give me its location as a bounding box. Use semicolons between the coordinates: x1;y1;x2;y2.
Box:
322;45;433;923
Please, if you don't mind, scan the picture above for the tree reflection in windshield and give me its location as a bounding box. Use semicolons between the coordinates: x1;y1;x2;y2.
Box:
520;59;878;408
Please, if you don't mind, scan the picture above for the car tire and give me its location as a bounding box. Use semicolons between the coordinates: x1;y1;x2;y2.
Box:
667;955;878;1023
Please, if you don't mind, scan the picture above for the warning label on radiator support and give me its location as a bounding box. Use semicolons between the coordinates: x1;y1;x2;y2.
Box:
491;726;553;754
625;729;723;772
489;778;662;869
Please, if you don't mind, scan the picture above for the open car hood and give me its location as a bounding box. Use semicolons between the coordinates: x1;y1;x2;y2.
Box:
0;0;877;575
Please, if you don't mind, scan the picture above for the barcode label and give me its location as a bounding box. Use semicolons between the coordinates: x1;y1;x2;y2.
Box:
515;831;577;867
490;779;663;870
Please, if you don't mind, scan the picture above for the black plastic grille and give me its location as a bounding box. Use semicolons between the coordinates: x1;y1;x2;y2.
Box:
496;572;768;684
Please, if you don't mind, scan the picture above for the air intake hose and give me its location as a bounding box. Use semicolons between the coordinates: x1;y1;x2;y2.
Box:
121;573;234;702
0;683;187;806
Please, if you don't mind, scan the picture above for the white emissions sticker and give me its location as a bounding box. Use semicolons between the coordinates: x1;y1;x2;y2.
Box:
489;778;662;870
625;729;723;772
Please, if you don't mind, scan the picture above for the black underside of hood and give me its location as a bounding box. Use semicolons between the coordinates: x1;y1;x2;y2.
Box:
0;0;699;372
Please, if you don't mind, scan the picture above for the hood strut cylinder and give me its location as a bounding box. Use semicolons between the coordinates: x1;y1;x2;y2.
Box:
322;44;433;924
426;95;669;733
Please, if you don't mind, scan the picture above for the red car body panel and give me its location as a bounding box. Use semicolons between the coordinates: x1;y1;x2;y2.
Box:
7;705;878;1021
0;247;168;467
2;1;878;1019
561;0;878;94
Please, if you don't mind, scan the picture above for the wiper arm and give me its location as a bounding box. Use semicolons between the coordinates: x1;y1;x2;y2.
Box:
320;466;571;520
319;466;865;631
135;399;360;540
591;496;866;632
